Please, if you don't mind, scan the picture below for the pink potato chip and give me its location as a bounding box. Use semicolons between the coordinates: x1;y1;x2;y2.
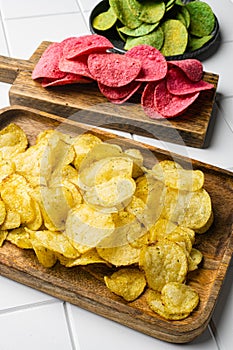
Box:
155;79;200;118
125;45;167;82
167;67;214;96
32;42;66;80
41;73;92;87
62;34;114;59
141;82;164;119
98;80;141;102
87;53;142;87
59;54;93;79
168;59;203;82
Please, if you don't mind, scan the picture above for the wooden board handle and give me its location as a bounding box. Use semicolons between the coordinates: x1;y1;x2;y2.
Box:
0;55;33;84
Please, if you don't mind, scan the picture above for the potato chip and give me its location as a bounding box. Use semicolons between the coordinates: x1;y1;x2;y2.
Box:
167;67;214;96
28;229;79;259
146;288;190;320
62;34;114;59
125;44;167;82
0;210;21;230
87;53;142;87
104;268;146;301
124;27;164;51
188;34;213;52
149;218;177;243
92;6;117;31
188;248;203;271
84;175;136;209
79;156;133;190
72;133;102;171
0;230;8;247
109;0;142;29
0;157;15;183
124;148;144;178
0;123;28;160
161;19;188;56
0;199;6;226
32;244;57;268
65;203;115;248
6;227;33;249
168;59;203;82
154;79;199;118
139;0;165;24
1;173;36;226
139;240;188;291
97;242;140;266
119;22;159;37
98;80;142;104
65;248;108;267
186;1;215;37
161;282;199;314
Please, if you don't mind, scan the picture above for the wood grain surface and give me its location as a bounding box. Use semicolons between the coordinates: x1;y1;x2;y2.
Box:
0;41;219;148
0;106;232;344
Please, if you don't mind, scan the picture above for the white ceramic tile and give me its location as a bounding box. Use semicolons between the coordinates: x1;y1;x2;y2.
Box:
67;304;218;350
203;41;233;97
0;17;9;55
218;96;233;134
77;0;99;13
205;0;233;43
0;276;56;311
4;13;89;59
133;102;233;170
0;0;80;19
211;264;233;350
0;82;10;108
0;302;73;350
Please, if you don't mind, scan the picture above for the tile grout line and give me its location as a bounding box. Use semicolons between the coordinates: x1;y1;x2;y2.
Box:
63;303;81;350
0;298;62;316
1;11;82;21
0;9;10;56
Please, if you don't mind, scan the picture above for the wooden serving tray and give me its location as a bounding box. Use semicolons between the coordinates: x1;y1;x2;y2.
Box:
0;41;219;148
0;106;232;344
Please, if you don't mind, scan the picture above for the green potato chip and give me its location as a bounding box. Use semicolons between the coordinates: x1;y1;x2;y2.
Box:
186;1;215;37
124;27;164;51
139;0;166;24
109;0;142;29
119;22;159;37
127;0;142;17
160;19;188;56
188;34;213;52
92;6;117;31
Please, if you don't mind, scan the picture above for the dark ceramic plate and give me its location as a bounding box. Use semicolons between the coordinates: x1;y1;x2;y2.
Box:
89;0;220;60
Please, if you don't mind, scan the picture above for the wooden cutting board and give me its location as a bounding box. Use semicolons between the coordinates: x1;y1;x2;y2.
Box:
0;105;232;344
0;41;219;148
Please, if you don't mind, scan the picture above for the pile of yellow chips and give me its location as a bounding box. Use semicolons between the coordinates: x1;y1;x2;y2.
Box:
0;123;213;320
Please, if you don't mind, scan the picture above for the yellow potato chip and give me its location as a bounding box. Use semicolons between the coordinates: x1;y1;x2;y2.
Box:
0;156;15;183
0;230;8;247
104;268;146;301
146;289;190;320
139;240;188;291
72;133;102;170
32;244;57;268
0;199;6;225
83;175;136;209
97;242;140;266
65;203;115;248
6;227;33;249
64;248;107;267
188;248;203;271
0;123;28;160
79;156;133;191
28;229;79;259
161;282;199;314
124;148;144;178
1;173;36;225
0;210;21;230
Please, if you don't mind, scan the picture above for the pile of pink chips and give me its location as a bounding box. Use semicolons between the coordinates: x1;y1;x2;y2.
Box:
32;34;214;119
